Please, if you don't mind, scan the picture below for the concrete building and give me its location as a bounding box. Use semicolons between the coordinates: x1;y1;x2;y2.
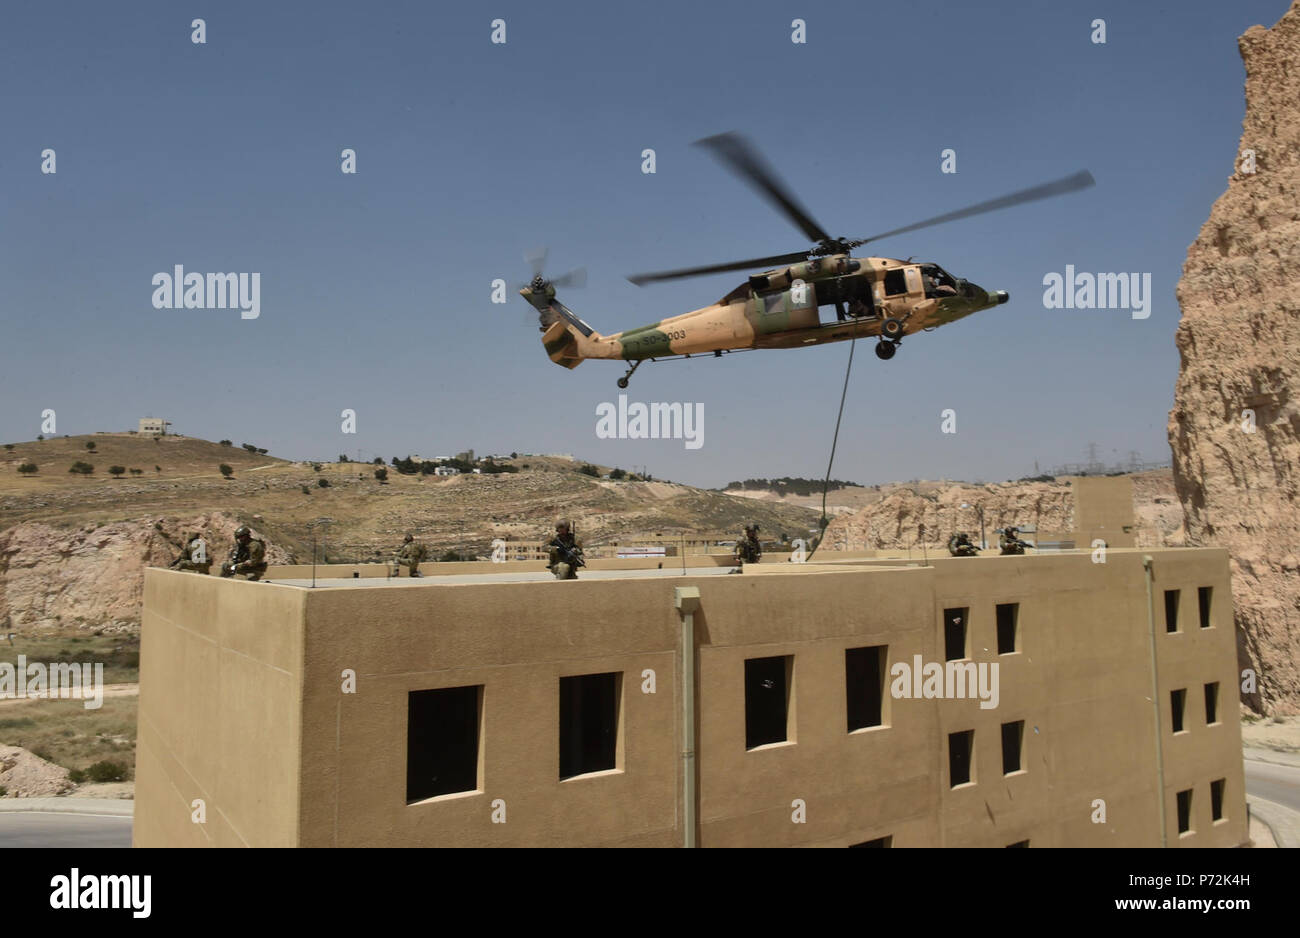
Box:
138;417;169;434
134;548;1245;847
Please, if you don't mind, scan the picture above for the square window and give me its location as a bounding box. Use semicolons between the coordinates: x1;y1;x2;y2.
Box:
1001;720;1024;774
406;685;482;802
745;655;791;749
1198;587;1213;629
996;603;1018;654
944;607;968;661
1176;788;1193;834
949;729;974;786
1211;778;1225;821
1164;589;1180;633
845;645;886;731
1205;682;1219;725
1171;688;1187;733
559;672;621;780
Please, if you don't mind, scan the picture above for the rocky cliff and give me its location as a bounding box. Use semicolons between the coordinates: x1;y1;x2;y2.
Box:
0;514;292;633
1169;2;1300;714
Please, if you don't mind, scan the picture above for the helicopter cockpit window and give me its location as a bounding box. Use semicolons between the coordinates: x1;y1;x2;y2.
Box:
883;269;908;296
921;264;959;298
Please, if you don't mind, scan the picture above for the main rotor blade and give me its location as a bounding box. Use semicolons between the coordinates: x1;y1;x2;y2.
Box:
695;132;832;245
627;250;811;287
525;247;549;278
550;267;587;289
849;170;1095;246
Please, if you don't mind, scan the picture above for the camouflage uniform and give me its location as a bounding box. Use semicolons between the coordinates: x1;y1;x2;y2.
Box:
172;534;211;574
221;527;268;580
999;527;1027;556
735;525;762;568
947;532;977;557
395;534;425;577
547;521;583;580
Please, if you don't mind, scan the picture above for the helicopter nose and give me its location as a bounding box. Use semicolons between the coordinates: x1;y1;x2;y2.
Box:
995;290;1009;304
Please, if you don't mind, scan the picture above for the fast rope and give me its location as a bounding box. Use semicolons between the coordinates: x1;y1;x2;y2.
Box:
808;329;858;560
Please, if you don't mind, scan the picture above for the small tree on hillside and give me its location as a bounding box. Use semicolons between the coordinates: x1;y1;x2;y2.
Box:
579;464;600;477
219;464;233;479
37;435;43;441
109;466;126;478
4;444;13;451
374;467;388;483
18;463;37;475
69;461;94;475
219;440;232;446
338;454;350;463
609;468;627;480
317;478;330;488
85;441;96;451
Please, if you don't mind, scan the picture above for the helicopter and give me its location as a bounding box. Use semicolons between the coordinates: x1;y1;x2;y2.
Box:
520;132;1094;388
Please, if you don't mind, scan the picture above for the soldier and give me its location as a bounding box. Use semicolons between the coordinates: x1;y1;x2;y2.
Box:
169;532;211;574
394;533;425;577
734;523;762;569
220;525;268;580
999;526;1027;556
547;519;584;580
947;532;978;557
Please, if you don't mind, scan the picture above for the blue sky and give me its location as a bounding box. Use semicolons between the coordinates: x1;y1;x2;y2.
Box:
0;0;1286;488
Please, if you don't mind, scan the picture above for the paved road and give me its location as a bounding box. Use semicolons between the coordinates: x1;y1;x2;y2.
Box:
0;812;132;848
1244;753;1300;814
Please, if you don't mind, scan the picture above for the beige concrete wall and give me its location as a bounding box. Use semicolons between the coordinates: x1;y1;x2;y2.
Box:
1070;475;1137;548
134;569;306;847
136;549;1244;848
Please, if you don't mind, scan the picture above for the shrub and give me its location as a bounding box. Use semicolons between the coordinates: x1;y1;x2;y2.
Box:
37;435;43;441
68;461;94;475
242;443;257;453
312;463;322;472
579;464;600;477
439;550;461;563
85;760;130;783
374;467;388;482
219;439;232;446
0;785;6;797
154;465;161;472
3;444;12;450
301;484;310;494
129;468;142;475
67;770;86;784
373;457;384;465
609;468;627;480
85;441;96;451
219;464;233;478
17;463;37;474
256;448;267;455
338;454;350;463
317;478;330;488
108;466;126;478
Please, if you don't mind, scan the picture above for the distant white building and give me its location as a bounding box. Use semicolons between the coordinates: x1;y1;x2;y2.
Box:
435;466;459;476
139;417;170;434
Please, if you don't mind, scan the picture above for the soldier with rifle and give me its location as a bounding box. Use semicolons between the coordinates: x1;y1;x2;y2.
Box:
547;519;585;580
169;532;211;574
733;523;762;571
393;533;426;577
947;532;978;557
220;525;268;580
998;526;1029;556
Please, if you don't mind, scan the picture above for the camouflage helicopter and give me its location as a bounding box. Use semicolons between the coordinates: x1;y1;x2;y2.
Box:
520;132;1093;388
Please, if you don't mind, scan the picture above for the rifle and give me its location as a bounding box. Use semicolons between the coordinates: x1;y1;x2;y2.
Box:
550;535;586;569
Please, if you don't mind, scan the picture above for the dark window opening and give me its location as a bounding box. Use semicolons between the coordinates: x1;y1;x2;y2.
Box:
845;645;885;731
1171;688;1187;733
1198;586;1213;628
1164;589;1180;633
849;836;892;848
883;269;907;296
406;685;481;802
1205;682;1219;725
745;655;791;749
944;607;968;661
996;603;1018;654
559;672;620;780
1211;779;1225;821
1006;840;1030;848
1001;720;1024;774
949;729;974;787
1176;789;1193;834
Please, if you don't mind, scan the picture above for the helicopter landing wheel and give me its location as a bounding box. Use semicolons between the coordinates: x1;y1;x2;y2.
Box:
881;317;905;340
618;359;643;388
875;341;897;361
